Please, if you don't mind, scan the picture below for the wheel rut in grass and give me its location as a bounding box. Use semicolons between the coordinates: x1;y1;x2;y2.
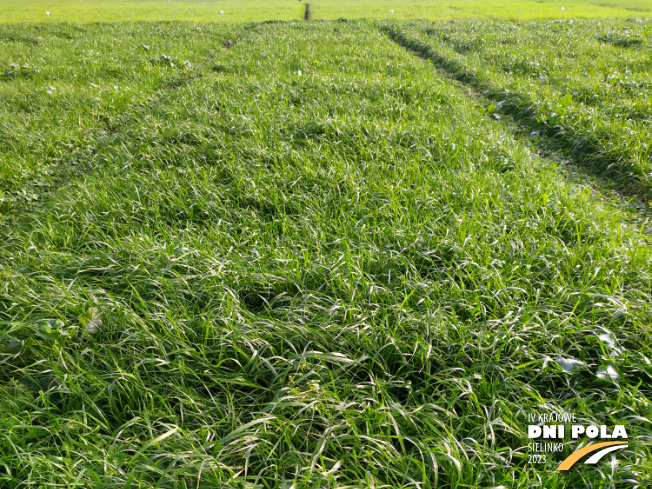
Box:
381;24;652;212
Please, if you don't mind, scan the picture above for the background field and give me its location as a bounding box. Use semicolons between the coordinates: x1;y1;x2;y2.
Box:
2;2;652;489
2;0;652;23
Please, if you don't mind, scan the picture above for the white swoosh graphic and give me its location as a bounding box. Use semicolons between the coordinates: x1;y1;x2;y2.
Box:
585;445;627;464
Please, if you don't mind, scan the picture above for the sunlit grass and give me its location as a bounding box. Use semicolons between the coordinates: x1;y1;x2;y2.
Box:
1;15;652;489
386;18;652;194
1;0;652;23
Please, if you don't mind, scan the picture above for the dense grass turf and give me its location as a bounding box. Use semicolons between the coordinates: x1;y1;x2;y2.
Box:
2;0;652;23
2;18;652;487
384;18;652;196
0;22;238;215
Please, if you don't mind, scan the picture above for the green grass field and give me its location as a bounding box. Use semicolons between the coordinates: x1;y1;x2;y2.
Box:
388;18;652;194
2;2;652;488
2;0;652;23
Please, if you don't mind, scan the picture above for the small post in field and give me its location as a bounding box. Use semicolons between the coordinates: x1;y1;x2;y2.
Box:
304;3;310;20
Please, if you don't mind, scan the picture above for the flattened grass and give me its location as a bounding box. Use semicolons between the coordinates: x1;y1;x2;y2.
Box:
1;19;652;488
